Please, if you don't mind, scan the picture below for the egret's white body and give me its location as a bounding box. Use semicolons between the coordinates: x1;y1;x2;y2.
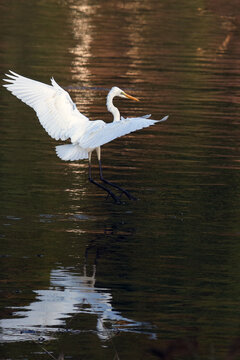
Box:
3;71;168;202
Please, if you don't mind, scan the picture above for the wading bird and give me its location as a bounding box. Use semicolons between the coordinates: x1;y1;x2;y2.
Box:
3;71;168;202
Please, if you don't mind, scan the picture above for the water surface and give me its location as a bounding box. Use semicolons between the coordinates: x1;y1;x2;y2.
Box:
1;1;240;359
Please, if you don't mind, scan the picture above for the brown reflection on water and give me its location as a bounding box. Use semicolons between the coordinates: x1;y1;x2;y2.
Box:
196;3;240;111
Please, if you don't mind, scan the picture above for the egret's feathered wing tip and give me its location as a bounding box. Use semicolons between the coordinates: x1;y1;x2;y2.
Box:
50;76;65;91
158;115;169;122
2;71;20;86
7;70;19;77
9;70;19;75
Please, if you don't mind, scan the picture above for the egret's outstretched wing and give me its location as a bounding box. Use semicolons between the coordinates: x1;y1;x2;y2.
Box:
79;115;168;149
3;71;89;141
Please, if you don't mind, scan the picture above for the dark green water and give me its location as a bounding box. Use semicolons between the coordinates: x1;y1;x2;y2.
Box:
1;1;240;359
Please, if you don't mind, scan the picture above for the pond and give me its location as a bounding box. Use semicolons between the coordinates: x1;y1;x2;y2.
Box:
1;0;240;359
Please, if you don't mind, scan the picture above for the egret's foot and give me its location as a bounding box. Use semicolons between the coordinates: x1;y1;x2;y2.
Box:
100;177;136;201
105;192;121;204
118;189;137;201
89;178;120;203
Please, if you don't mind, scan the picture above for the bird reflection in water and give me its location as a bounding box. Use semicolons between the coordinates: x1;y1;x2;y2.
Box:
0;265;153;342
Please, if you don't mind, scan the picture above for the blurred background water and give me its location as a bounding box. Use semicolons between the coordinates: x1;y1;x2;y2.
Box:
1;0;240;359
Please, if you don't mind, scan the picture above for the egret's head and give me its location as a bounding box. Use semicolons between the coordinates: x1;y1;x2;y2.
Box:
110;86;139;101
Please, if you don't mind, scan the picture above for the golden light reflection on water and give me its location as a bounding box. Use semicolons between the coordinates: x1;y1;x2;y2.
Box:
68;2;95;87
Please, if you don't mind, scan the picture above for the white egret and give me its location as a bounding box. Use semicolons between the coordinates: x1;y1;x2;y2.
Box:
3;71;168;202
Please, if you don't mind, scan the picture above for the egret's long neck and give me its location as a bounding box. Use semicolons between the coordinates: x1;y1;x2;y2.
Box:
106;92;120;122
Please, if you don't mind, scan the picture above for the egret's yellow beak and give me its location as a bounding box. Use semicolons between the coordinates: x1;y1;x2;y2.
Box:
123;92;139;102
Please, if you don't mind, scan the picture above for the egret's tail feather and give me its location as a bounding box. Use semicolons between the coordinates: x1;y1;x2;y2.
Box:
56;144;88;161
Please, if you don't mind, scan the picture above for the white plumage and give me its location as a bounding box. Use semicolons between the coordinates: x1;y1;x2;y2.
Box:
3;70;168;202
3;71;89;143
56;144;89;161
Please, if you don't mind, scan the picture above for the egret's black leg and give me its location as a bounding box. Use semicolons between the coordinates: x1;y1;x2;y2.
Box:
88;160;120;203
98;159;137;200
